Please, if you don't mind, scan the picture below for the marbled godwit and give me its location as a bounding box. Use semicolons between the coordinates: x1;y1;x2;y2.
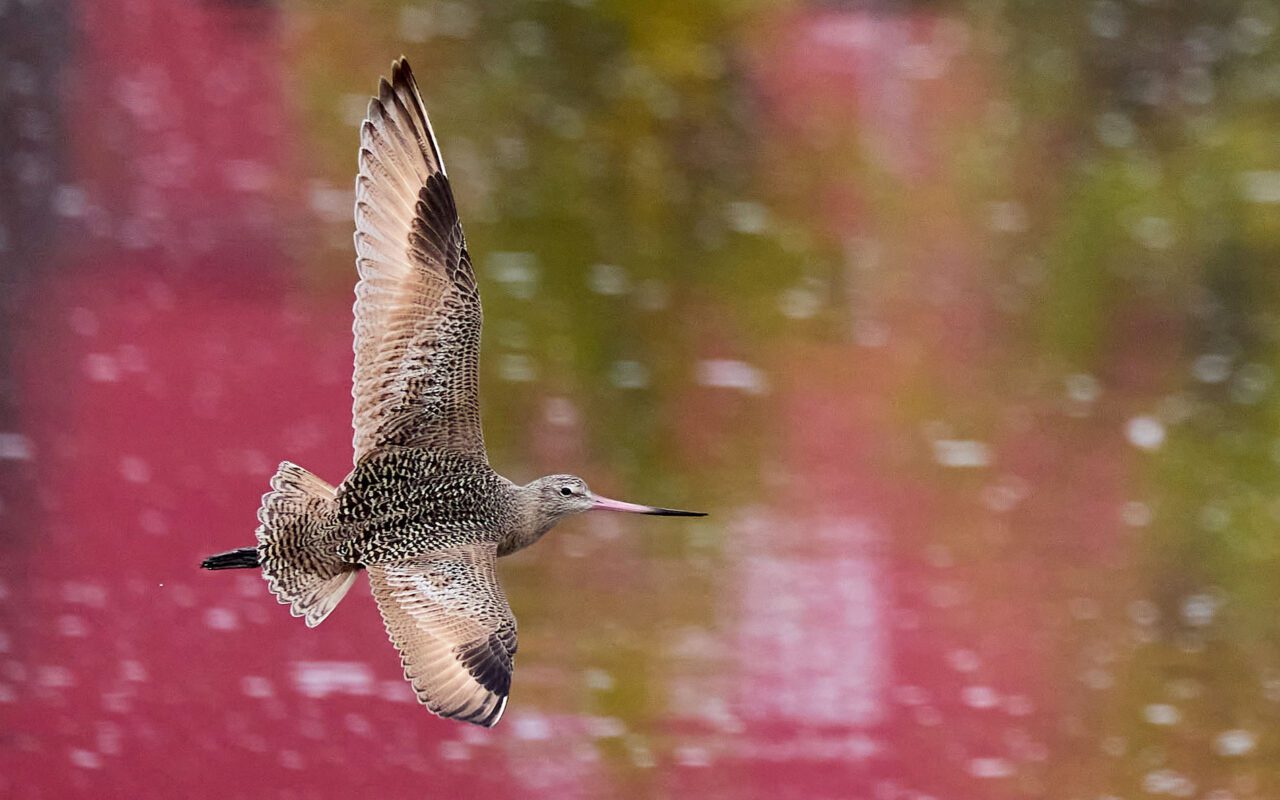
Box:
201;58;704;727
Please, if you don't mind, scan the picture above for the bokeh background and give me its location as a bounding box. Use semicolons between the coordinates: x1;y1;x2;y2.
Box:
3;0;1280;798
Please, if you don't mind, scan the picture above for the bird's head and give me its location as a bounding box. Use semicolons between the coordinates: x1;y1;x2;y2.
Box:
529;474;706;524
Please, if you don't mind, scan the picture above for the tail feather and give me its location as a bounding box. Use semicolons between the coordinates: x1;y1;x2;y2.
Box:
255;461;357;627
201;547;260;570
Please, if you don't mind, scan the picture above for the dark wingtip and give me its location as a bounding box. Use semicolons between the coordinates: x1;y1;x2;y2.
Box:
391;56;414;87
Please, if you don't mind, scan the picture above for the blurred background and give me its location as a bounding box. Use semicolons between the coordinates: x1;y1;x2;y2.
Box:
2;0;1280;797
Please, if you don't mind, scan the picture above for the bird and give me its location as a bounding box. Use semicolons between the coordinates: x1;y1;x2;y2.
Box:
200;58;705;728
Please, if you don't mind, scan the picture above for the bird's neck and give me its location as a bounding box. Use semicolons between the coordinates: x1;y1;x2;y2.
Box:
498;482;559;557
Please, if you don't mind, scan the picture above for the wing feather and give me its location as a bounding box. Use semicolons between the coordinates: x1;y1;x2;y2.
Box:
368;545;517;727
351;58;485;464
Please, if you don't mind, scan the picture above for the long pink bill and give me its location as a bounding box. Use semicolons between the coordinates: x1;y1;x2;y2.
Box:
590;495;706;517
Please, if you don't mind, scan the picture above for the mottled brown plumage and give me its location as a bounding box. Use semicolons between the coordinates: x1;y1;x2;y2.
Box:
201;58;704;727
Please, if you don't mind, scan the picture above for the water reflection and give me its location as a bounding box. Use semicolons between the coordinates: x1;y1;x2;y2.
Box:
2;0;1280;798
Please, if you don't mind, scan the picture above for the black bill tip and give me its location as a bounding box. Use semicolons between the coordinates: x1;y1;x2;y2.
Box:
643;508;708;517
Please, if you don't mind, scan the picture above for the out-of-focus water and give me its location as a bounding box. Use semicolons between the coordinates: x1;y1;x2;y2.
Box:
2;0;1280;797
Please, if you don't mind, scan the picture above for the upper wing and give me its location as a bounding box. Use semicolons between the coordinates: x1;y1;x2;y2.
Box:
368;544;517;727
351;58;486;465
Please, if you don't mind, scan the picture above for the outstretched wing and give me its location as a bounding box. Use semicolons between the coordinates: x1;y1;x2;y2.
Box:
368;545;517;727
351;58;485;465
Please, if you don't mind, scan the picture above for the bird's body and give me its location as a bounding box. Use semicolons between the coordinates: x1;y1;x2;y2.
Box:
335;449;557;561
202;58;703;727
339;450;519;561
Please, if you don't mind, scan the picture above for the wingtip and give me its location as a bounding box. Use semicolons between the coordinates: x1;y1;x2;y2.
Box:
461;693;508;728
489;694;509;727
391;56;415;88
364;53;445;178
371;58;413;107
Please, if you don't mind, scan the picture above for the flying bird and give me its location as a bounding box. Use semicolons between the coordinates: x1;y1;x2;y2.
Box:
202;58;704;727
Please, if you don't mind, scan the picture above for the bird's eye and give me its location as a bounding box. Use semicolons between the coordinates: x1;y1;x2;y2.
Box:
560;487;573;496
